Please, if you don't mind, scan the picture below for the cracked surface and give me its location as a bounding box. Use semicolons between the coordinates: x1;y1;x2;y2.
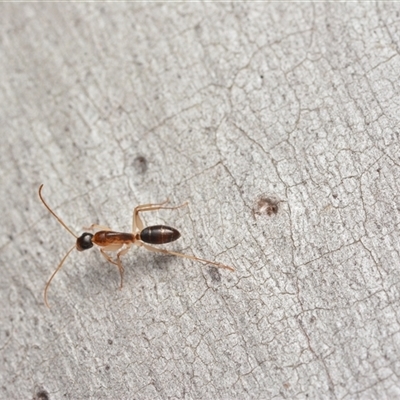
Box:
1;3;400;399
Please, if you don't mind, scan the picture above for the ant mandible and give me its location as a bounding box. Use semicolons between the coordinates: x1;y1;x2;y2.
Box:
38;184;234;307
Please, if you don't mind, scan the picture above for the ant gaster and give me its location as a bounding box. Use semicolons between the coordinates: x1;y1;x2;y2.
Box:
38;184;234;307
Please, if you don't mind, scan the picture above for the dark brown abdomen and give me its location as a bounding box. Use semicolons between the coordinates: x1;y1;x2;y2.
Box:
140;225;181;244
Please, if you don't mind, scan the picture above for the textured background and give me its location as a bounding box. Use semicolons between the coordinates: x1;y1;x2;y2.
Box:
1;3;400;399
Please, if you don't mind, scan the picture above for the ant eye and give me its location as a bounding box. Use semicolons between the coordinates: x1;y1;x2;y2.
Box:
76;233;93;251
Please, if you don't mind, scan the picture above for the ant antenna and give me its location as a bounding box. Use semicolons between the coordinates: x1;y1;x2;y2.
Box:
44;245;75;308
39;184;79;308
38;184;77;239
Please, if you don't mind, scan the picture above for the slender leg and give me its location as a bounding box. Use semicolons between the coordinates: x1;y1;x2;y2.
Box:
132;199;188;232
140;243;234;272
100;247;131;288
100;249;124;288
115;247;131;288
132;199;170;232
100;249;118;266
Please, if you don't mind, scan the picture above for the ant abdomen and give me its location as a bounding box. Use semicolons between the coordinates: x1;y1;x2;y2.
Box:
140;225;181;245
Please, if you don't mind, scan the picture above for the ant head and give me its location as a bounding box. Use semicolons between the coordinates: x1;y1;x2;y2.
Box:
76;233;94;251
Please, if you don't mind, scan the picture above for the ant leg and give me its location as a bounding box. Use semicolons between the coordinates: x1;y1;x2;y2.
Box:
100;249;118;266
100;250;123;286
115;246;131;288
84;224;112;232
140;243;234;272
132;199;169;232
100;248;129;289
132;199;188;232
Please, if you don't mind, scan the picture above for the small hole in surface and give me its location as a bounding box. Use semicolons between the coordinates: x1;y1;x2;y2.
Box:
208;267;221;283
34;389;49;400
253;195;280;217
133;156;148;174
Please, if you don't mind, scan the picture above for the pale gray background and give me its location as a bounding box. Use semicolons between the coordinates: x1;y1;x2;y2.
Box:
1;3;400;399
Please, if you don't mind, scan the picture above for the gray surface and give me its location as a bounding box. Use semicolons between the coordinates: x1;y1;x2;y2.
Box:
1;3;400;399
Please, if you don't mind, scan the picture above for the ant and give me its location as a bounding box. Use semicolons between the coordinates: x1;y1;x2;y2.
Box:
38;184;234;307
